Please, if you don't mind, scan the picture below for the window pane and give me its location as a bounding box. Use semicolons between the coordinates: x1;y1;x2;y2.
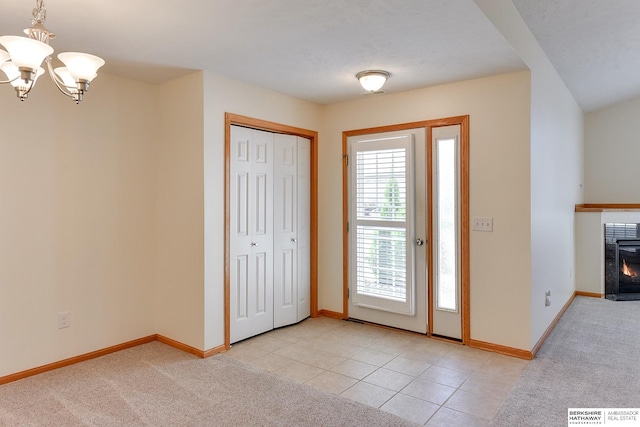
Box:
436;139;457;311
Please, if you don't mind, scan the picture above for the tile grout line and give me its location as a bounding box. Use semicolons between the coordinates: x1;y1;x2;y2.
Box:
232;318;523;425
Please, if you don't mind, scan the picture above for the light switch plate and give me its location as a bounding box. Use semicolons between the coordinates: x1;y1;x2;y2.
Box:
472;217;493;232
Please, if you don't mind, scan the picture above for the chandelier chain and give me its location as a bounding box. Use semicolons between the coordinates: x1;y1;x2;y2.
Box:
32;0;47;24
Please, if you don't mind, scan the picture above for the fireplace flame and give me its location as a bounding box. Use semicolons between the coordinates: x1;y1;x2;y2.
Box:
622;259;637;277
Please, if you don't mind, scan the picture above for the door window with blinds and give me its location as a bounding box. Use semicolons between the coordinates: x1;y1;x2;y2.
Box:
349;133;415;315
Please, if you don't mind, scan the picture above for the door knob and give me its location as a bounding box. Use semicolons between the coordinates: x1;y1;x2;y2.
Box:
291;238;297;243
251;242;258;247
416;238;424;246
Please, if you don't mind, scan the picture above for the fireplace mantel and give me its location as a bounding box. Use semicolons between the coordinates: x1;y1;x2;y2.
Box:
575;204;640;212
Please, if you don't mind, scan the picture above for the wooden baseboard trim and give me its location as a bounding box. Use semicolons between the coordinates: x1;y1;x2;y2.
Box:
0;291;590;386
467;339;532;360
156;336;226;359
203;344;227;358
155;335;208;358
318;309;346;320
575;291;604;298
530;291;576;357
0;335;157;386
1;334;231;385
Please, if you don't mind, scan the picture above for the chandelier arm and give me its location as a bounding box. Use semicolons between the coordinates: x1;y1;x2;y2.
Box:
0;75;20;84
20;80;36;98
45;56;77;100
10;77;37;100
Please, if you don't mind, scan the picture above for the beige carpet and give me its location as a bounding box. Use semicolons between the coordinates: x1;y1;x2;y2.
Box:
0;341;419;426
490;296;640;426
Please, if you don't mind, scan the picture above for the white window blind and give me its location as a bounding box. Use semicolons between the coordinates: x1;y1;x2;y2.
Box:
356;225;407;300
356;149;407;222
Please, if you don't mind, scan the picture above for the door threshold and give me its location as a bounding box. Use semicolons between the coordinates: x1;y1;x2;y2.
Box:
346;317;428;336
430;333;462;343
346;318;465;345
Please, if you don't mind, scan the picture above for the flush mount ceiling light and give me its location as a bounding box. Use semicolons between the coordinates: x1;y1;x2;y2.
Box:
356;70;390;93
0;0;105;103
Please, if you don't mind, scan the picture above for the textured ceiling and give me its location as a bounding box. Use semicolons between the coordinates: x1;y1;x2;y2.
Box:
513;0;640;112
0;1;637;111
0;0;525;105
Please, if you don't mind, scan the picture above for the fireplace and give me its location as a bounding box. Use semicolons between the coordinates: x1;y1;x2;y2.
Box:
605;223;640;301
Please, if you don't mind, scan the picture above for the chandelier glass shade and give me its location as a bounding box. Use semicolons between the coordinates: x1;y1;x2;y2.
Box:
57;52;104;82
0;0;105;103
0;36;53;70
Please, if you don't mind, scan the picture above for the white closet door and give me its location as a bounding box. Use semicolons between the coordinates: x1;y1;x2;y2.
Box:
296;136;311;321
273;135;311;326
273;134;299;327
230;125;274;343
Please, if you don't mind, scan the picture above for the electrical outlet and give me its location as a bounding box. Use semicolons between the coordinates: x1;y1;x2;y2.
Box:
472;217;493;232
58;311;71;329
545;290;551;307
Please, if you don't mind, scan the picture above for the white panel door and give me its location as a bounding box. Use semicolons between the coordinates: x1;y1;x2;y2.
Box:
230;125;274;343
273;134;298;328
273;134;311;326
296;136;311;321
347;129;428;333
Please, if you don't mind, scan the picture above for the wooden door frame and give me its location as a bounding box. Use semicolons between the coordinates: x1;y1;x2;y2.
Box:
224;113;319;350
342;116;470;344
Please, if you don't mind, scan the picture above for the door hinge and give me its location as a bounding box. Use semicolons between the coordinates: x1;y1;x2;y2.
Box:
343;154;348;166
347;288;350;298
347;222;349;232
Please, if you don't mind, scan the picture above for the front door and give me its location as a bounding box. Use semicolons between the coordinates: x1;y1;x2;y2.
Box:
347;129;428;333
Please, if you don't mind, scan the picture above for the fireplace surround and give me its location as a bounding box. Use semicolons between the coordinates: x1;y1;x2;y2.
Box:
605;223;640;301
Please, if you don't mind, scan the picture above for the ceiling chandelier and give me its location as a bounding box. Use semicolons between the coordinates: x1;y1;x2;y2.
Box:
0;0;105;103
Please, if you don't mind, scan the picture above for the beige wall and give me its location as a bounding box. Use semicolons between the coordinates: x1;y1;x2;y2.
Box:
574;212;604;295
201;72;323;349
0;68;534;378
585;96;640;203
580;93;640;299
0;73;158;377
321;71;532;350
527;29;584;352
0;69;326;378
155;72;206;349
1;29;588;376
476;0;584;350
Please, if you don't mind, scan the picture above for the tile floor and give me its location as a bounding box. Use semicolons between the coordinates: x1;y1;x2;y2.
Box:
226;316;528;426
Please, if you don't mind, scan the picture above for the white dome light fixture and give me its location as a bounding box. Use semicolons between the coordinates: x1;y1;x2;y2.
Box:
356;70;390;93
0;0;105;103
